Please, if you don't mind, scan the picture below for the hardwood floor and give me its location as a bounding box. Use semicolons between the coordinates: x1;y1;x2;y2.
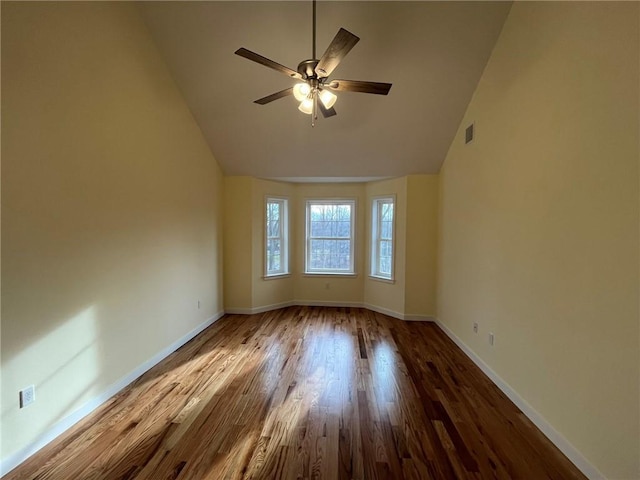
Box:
6;307;585;480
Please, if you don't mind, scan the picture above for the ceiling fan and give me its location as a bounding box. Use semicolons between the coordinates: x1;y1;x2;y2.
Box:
235;0;392;126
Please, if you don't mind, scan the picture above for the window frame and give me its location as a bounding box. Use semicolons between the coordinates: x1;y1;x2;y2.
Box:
264;196;290;278
370;195;396;281
305;198;357;275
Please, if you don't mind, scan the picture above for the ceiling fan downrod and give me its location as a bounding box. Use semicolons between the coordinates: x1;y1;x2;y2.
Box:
302;0;320;127
312;0;316;60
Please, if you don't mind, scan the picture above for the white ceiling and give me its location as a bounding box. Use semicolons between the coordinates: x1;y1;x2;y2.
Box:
139;1;511;180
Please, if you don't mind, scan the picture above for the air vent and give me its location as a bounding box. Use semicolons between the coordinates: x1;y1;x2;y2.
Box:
465;123;474;144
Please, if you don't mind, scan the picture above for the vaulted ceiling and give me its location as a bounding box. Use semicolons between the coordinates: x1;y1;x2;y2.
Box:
139;1;511;180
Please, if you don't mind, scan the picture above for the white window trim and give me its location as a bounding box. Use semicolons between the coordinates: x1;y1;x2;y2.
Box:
370;195;396;281
305;198;357;275
264;196;289;278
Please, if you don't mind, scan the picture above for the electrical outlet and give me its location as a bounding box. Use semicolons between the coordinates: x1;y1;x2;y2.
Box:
20;385;35;408
473;322;478;334
198;300;201;309
489;332;495;346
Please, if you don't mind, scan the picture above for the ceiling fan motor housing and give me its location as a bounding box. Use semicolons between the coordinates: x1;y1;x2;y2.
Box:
297;59;321;80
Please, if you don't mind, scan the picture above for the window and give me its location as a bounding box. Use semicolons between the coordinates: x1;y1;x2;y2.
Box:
371;196;395;280
305;200;355;274
265;197;289;277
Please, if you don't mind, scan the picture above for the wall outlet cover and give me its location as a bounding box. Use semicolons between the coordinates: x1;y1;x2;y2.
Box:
20;385;35;408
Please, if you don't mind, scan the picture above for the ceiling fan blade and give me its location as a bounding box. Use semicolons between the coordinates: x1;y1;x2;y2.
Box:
254;87;294;105
328;79;392;95
235;48;302;79
319;102;337;118
315;28;360;78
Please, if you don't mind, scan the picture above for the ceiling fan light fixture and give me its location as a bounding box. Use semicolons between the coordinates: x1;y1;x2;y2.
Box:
293;83;311;102
298;97;314;114
319;89;337;109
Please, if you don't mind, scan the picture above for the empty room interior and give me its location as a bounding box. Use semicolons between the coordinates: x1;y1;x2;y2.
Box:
1;1;638;479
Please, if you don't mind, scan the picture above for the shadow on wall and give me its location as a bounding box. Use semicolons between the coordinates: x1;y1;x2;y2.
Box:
0;0;223;468
0;205;218;461
1;305;101;431
0;210;221;464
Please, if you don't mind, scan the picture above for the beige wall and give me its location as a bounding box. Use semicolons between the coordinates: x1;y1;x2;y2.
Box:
1;2;223;463
251;178;295;309
224;180;370;309
437;2;639;478
223;177;438;318
293;183;367;305
364;177;408;316
223;180;370;310
363;175;439;319
405;175;439;317
223;177;296;312
223;176;303;311
223;176;253;310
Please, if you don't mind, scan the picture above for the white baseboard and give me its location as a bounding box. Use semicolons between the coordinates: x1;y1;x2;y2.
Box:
226;301;357;315
295;300;364;308
403;314;436;321
364;303;435;322
226;301;435;323
363;303;402;319
434;318;605;480
225;301;294;315
0;311;225;478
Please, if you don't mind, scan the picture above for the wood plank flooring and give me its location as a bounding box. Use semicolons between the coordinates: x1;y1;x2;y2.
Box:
5;306;586;480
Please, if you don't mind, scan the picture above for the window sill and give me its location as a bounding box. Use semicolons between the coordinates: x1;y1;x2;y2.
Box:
263;273;292;280
303;272;358;278
368;275;395;284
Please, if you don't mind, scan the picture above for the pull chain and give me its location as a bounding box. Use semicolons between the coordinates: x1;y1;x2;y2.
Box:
311;91;317;127
311;0;317;127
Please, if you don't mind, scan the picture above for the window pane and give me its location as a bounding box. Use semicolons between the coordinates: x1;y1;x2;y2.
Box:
310;239;351;270
381;202;393;222
267;218;280;238
371;198;394;278
380;202;393;239
310;205;325;220
310;220;326;237
338;205;350;221
269;203;280;221
267;238;281;272
337;221;351;237
306;201;354;273
379;240;392;275
309;239;324;269
381;220;392;239
267;202;280;236
309;205;351;239
266;199;287;276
